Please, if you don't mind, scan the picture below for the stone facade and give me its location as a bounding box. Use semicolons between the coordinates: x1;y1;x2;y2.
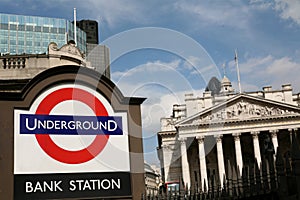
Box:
157;76;300;191
144;163;161;195
0;42;92;91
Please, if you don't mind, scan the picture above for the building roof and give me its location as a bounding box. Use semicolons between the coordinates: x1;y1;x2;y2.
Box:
221;76;231;85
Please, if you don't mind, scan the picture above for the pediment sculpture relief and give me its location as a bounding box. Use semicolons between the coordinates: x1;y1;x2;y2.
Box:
192;100;297;125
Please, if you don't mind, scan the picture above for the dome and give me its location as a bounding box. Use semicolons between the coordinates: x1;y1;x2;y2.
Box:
221;76;231;85
220;76;234;93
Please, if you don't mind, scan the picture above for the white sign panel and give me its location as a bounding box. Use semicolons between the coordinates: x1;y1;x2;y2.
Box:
14;84;130;174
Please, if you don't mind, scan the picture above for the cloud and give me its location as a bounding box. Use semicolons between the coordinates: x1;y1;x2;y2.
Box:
183;56;201;70
183;56;215;76
274;0;300;25
142;87;205;164
237;55;274;74
230;55;300;92
85;0;145;27
173;0;252;31
112;59;181;80
13;0;148;28
111;59;204;133
250;0;300;26
111;60;186;99
266;56;299;75
111;59;208;163
249;0;273;10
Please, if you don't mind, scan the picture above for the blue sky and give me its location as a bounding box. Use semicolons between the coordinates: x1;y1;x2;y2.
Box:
2;0;300;165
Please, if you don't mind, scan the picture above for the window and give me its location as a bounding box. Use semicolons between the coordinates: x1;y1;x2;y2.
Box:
10;24;17;30
43;42;49;47
0;23;8;30
0;30;8;36
10;39;16;45
26;25;33;31
17;32;25;39
1;39;8;44
35;33;41;39
51;27;57;33
43;27;49;33
18;48;24;54
0;14;9;24
26;41;32;46
27;48;33;54
18;15;25;25
50;34;57;40
1;47;8;53
9;15;17;22
10;45;17;52
18;25;25;31
35;26;41;32
26;32;33;38
58;28;65;34
10;31;17;37
18;40;24;45
58;35;65;40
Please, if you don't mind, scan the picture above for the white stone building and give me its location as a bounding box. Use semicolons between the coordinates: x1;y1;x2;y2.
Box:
157;76;300;191
144;163;161;195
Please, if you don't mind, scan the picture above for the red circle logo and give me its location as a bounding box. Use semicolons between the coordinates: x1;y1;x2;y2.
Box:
35;88;109;164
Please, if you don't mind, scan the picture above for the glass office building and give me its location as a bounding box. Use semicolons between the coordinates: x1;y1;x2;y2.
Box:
0;13;86;55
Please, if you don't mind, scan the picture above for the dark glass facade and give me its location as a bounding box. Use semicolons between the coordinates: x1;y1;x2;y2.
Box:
75;20;99;44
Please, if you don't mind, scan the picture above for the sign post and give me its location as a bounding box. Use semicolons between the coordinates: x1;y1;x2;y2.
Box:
0;65;145;199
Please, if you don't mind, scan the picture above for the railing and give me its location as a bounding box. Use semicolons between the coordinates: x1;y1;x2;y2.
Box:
2;56;26;69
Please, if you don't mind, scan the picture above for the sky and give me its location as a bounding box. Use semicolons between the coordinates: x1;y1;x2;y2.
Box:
1;0;300;166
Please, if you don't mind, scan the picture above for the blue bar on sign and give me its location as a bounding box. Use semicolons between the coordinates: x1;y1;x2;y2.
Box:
20;114;123;135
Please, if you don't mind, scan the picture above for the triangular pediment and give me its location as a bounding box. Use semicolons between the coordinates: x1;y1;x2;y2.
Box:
177;94;300;127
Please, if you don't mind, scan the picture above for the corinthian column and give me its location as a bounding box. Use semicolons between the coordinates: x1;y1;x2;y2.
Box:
196;136;207;190
288;128;298;144
233;133;243;175
179;137;191;189
270;130;278;155
215;135;225;186
161;144;171;182
251;131;261;167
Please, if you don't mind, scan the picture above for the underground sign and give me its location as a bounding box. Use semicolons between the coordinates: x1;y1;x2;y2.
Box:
14;84;131;199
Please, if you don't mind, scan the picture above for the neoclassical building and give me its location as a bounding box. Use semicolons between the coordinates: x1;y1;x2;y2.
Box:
157;76;300;191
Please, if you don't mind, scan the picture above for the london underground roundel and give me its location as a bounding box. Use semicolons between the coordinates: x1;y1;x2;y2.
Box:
34;87;110;164
14;84;130;174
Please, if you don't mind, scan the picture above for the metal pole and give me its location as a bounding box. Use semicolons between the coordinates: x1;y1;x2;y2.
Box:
235;49;242;93
74;8;77;45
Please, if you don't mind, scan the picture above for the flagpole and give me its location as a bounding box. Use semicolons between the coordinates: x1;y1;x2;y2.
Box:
235;49;242;93
74;8;77;45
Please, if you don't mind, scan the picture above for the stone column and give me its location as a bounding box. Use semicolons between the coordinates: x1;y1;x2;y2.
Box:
233;133;243;175
251;131;261;167
162;144;171;183
270;130;279;155
289;128;293;144
196;136;208;190
179;137;191;189
289;128;298;144
215;135;225;187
